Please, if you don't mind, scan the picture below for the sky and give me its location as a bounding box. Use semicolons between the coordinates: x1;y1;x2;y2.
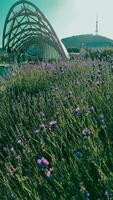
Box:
0;0;113;47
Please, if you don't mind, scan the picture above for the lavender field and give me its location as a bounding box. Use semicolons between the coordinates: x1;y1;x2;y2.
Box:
0;61;113;199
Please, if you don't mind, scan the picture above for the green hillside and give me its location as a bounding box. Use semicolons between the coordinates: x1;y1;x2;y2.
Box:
62;34;113;50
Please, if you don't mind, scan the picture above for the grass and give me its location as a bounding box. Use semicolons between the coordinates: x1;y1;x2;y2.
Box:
0;62;113;199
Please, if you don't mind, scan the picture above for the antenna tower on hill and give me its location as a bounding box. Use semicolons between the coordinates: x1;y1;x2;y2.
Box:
96;14;99;35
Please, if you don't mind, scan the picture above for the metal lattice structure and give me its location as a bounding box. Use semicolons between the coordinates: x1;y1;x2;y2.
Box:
2;0;68;60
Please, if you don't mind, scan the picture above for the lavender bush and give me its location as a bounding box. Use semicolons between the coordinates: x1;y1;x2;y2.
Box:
0;61;113;199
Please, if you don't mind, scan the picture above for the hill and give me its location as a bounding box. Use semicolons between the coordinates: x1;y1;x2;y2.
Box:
62;34;113;51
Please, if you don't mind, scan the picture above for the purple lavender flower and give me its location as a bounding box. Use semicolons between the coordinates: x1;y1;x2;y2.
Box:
90;106;95;112
46;170;51;178
49;120;57;130
10;147;16;153
75;150;82;158
99;113;104;120
39;112;46;122
82;129;92;137
76;80;80;85
104;191;113;198
86;191;90;200
16;139;22;145
34;129;40;135
39;112;45;118
72;107;81;115
37;157;49;170
67;91;73;99
104;191;109;198
98;70;101;74
8;192;16;199
37;159;42;165
99;113;105;123
41;157;49;166
96;80;100;86
46;168;53;179
39;123;45;130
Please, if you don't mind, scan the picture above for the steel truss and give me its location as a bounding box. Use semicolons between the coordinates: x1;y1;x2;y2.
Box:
2;0;68;60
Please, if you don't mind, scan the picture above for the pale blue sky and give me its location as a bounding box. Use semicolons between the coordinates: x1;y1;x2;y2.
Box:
0;0;113;47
